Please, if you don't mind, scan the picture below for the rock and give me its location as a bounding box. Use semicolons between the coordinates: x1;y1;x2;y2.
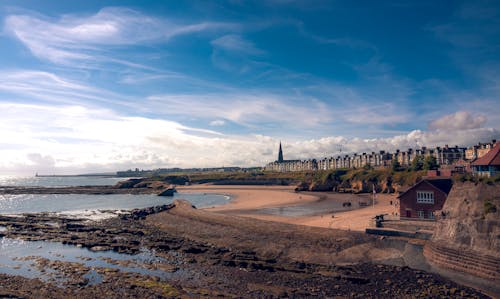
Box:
89;246;109;252
294;181;309;192
309;181;334;192
157;187;176;196
114;179;144;189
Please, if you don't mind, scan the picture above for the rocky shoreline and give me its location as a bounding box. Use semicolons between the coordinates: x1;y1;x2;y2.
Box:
0;200;491;298
0;178;173;195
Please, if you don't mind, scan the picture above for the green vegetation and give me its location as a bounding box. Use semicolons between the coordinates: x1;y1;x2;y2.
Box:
410;155;423;171
391;158;401;172
423;156;438;170
453;173;500;184
143;167;498;193
134;279;179;297
153;169;311;185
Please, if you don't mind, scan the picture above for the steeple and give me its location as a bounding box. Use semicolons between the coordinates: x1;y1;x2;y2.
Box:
278;141;284;162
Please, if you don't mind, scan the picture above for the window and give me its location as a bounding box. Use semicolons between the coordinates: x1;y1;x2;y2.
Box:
417;191;434;204
417;210;425;219
428;211;435;219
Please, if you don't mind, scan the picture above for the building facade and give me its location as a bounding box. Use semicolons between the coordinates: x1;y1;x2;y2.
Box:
465;139;497;161
398;179;453;220
471;142;500;177
265;142;466;173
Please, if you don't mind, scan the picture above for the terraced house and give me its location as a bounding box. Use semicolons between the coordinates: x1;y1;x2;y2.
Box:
265;142;466;172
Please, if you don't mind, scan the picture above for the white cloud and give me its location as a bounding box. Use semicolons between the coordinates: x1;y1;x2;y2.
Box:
0;103;266;175
0;102;498;176
209;120;226;126
4;7;236;65
0;70;130;108
428;111;487;131
148;93;332;127
278;127;499;161
211;34;265;55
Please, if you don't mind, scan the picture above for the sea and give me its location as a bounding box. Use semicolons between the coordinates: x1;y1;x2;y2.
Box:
0;175;230;281
0;176;230;218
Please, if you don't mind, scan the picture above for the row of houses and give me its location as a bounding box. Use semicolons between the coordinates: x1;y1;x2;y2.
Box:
265;144;469;172
399;140;499;220
265;140;498;176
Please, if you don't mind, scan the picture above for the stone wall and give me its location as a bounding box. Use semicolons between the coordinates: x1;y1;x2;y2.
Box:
424;182;500;281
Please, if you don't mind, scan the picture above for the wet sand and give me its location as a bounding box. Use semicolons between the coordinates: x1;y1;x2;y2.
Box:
178;184;399;231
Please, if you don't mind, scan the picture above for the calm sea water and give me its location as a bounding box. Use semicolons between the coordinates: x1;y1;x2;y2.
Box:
0;176;230;217
0;175;128;187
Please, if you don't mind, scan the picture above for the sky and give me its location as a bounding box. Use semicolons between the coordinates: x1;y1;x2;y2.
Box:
0;0;499;175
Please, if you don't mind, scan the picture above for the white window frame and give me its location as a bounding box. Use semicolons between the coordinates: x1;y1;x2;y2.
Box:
417;210;425;219
417;191;434;204
428;211;435;219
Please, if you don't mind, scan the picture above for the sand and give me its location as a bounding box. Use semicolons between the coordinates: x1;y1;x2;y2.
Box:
177;184;400;231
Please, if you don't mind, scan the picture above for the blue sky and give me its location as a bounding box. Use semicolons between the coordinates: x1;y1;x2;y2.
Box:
0;0;498;174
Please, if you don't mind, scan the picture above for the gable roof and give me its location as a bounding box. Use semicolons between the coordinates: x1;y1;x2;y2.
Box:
426;179;453;194
397;178;453;199
471;143;500;166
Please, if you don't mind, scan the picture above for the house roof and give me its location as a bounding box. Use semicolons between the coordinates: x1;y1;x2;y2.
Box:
397;178;453;199
471;143;500;166
426;178;453;194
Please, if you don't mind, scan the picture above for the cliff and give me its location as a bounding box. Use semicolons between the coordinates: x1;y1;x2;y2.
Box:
424;182;500;282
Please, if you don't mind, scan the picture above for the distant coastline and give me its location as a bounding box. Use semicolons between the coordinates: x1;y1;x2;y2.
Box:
35;173;118;178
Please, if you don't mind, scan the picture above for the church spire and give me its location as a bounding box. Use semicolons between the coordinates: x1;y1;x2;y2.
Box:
278;141;284;162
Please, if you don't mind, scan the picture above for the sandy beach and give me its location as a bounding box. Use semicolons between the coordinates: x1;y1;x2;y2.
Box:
177;184;399;231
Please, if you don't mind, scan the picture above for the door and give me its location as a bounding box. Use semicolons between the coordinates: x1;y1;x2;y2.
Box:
406;210;411;218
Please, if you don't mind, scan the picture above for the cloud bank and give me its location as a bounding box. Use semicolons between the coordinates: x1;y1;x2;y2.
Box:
0;102;497;175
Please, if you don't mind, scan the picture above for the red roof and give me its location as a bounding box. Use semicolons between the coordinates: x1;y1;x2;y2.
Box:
471;142;500;166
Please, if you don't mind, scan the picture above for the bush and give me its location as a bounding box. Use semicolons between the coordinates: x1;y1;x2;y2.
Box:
423;156;438;170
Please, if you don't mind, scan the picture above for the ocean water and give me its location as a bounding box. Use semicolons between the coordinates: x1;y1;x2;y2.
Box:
0;193;229;217
0;176;230;218
0;175;128;187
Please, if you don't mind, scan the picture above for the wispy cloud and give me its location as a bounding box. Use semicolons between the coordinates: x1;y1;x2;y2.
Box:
148;93;332;128
0;70;130;108
4;7;237;66
211;34;265;55
210;34;266;73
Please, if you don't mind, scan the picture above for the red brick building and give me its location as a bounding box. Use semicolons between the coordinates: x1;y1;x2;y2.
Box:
398;179;453;220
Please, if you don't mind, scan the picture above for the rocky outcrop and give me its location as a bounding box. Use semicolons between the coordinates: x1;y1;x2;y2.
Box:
309;181;335;191
114;178;144;188
379;177;395;193
424;182;500;282
157;188;176;196
115;178;170;190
